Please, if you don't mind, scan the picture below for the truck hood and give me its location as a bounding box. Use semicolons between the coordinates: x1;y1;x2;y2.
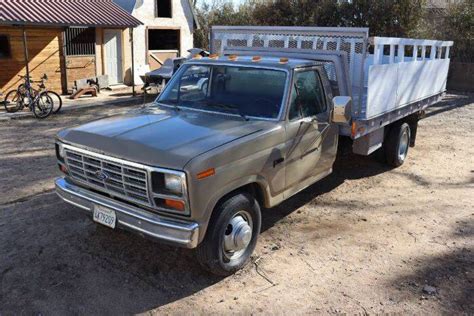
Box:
57;107;273;170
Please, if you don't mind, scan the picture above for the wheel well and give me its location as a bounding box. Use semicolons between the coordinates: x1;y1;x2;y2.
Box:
214;182;266;211
385;112;420;147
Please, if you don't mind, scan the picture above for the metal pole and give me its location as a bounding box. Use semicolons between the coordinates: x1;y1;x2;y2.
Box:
130;28;136;97
22;26;30;81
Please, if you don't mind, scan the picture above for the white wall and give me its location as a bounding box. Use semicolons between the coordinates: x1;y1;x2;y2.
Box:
131;0;195;67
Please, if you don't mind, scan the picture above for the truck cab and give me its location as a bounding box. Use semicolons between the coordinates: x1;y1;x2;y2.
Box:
55;54;349;275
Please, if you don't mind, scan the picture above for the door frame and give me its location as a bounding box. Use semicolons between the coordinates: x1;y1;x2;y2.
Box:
283;66;335;197
103;28;124;85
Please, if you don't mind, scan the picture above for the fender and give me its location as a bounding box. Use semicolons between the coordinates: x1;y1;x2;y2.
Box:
197;174;273;242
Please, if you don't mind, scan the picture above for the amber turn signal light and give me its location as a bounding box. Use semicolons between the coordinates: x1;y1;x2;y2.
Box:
59;163;68;174
197;168;215;180
164;199;185;211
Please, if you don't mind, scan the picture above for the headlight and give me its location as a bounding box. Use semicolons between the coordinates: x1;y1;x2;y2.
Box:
55;143;66;161
151;170;188;215
164;173;184;195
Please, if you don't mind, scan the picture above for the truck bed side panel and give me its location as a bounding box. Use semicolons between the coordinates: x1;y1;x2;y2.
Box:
365;58;450;119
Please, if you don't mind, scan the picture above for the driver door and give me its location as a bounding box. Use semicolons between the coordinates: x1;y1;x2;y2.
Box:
284;67;338;196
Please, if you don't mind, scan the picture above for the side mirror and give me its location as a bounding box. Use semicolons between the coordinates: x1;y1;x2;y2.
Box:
332;96;351;124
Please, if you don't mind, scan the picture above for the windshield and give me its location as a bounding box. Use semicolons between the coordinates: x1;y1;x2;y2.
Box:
157;64;288;119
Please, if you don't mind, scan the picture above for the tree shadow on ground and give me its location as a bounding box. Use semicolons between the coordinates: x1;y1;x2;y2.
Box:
387;218;473;313
424;93;473;118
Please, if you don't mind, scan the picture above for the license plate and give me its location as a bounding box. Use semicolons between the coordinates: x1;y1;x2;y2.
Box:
93;205;116;229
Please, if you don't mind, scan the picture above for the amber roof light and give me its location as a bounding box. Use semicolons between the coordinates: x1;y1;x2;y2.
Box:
228;54;238;61
252;56;262;62
279;57;289;64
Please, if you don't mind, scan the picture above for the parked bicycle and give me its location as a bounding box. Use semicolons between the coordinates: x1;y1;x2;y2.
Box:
3;74;62;117
4;74;55;119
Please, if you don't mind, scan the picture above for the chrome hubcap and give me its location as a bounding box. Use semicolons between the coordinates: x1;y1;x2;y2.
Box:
223;211;253;261
398;129;409;161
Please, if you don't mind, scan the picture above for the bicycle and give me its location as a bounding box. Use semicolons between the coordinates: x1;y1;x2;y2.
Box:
4;74;62;115
3;75;54;119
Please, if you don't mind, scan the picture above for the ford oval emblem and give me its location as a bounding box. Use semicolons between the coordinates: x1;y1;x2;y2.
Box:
95;170;109;181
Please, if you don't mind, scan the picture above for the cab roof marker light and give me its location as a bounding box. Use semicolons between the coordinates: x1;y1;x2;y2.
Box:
209;53;219;59
252;56;262;62
279;57;289;64
228;54;238;61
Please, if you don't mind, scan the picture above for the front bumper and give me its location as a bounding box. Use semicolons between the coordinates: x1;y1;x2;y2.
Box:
55;177;200;248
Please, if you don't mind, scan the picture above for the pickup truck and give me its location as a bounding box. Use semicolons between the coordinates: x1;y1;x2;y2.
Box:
55;26;453;275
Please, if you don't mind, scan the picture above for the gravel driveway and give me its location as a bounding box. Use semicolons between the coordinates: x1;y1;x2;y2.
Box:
0;94;472;314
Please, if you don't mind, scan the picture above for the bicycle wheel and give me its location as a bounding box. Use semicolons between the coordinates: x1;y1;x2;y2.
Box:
46;91;63;114
32;93;54;119
3;90;23;113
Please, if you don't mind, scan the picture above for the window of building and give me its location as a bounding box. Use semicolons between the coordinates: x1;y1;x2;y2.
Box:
65;27;96;56
0;35;11;59
148;29;179;50
156;0;172;18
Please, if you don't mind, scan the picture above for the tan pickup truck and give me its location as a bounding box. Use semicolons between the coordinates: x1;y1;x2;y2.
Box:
55;26;452;275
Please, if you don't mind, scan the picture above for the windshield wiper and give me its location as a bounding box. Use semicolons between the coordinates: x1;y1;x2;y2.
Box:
157;99;180;111
236;107;249;121
207;102;249;121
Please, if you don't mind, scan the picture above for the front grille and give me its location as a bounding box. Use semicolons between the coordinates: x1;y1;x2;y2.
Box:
64;147;152;207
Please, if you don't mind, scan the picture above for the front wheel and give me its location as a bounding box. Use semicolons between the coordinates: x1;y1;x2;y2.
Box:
196;192;261;276
32;93;54;119
384;122;411;167
46;91;62;114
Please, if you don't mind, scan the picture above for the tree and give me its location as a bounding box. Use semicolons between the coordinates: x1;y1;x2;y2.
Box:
194;0;426;49
193;0;257;49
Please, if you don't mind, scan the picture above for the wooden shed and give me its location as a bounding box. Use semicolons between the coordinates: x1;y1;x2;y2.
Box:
0;0;142;95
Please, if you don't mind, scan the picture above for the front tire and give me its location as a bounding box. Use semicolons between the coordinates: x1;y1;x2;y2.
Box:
196;192;261;276
33;93;54;119
384;122;411;167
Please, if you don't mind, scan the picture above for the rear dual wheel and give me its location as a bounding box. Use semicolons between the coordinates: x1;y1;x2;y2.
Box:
384;122;411;167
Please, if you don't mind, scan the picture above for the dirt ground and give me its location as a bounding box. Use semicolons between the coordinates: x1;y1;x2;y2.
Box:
0;93;472;314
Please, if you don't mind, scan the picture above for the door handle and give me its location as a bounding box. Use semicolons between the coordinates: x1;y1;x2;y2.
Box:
273;157;285;168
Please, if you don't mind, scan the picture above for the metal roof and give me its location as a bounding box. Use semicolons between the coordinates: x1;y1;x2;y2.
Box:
0;0;143;28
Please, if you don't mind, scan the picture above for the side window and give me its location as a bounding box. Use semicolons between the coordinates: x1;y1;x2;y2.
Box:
289;70;327;120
